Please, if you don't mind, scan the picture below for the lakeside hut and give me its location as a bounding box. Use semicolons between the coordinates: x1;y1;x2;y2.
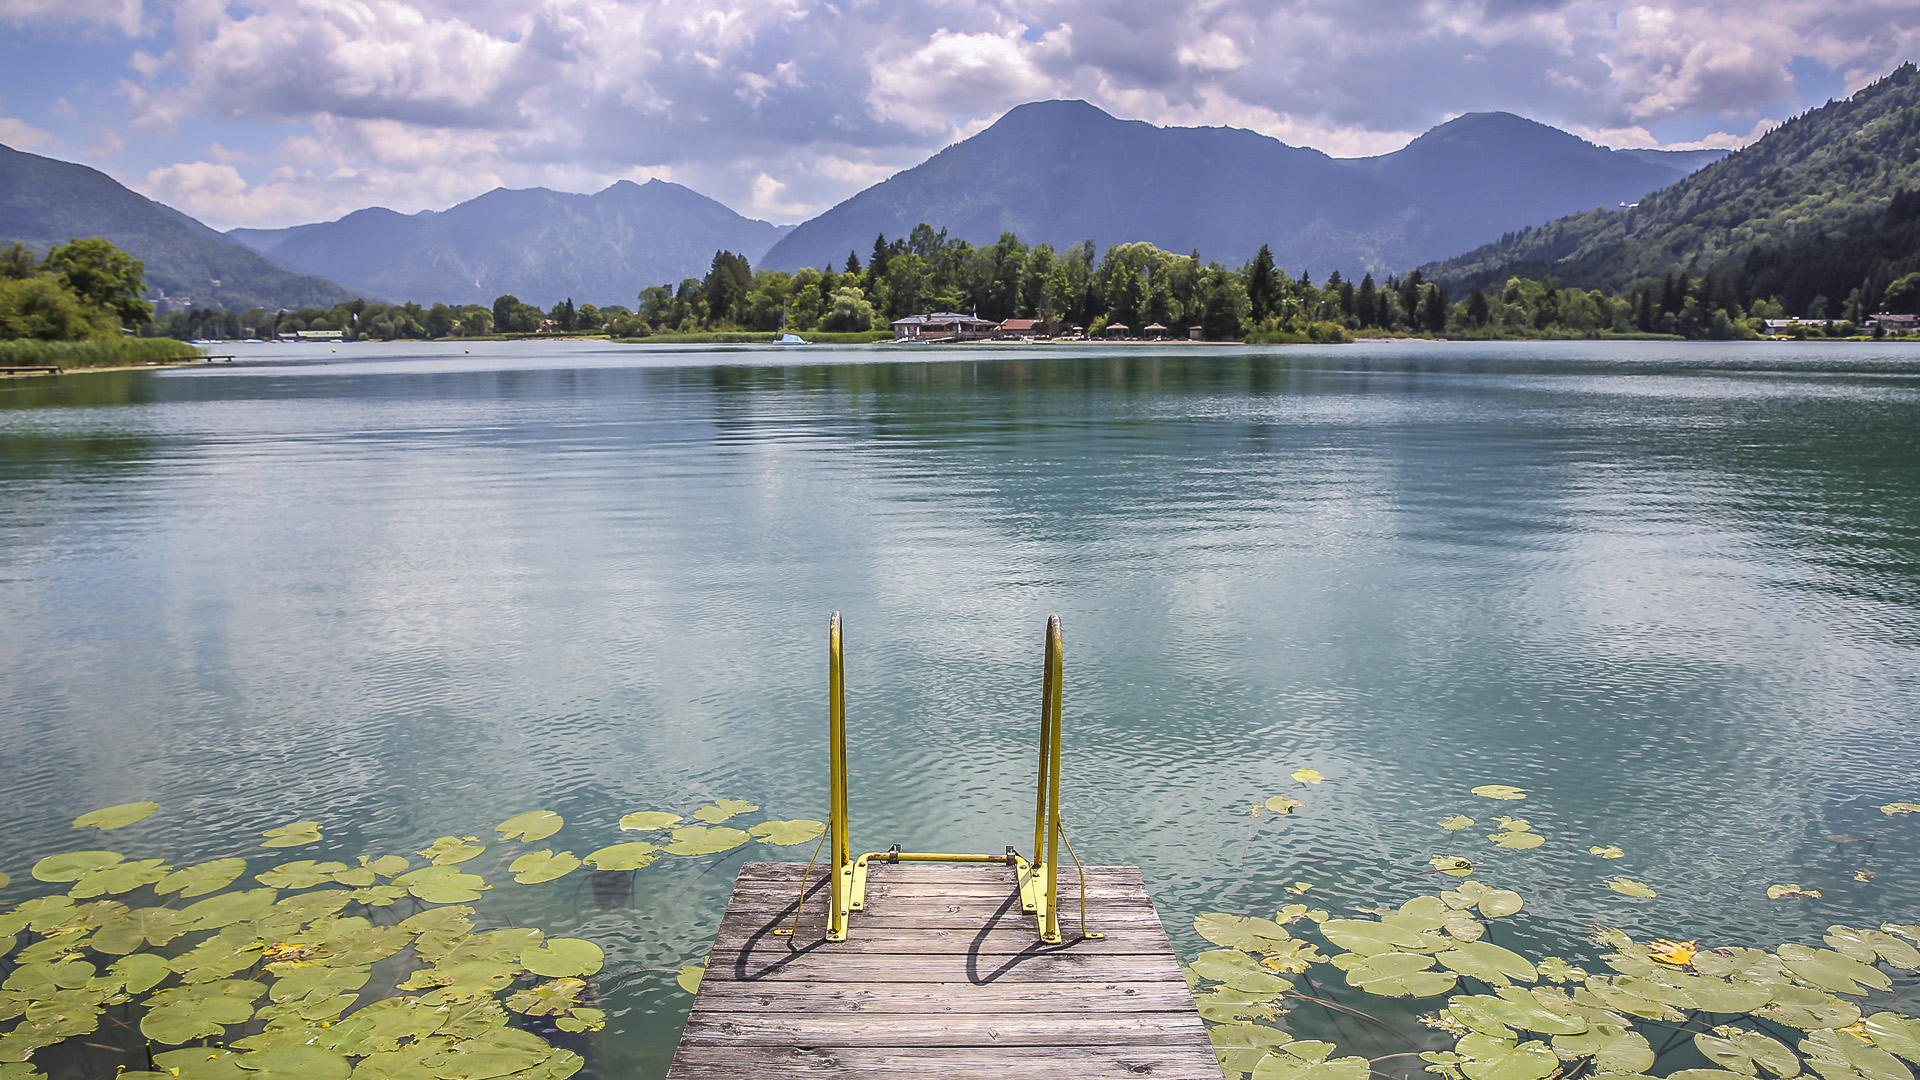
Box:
1143;322;1168;339
1104;323;1130;338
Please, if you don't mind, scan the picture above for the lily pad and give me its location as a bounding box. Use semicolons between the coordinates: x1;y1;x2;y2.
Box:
1433;855;1477;877
1340;951;1456;997
1440;816;1475;830
179;888;278;930
664;826;750;856
691;799;758;824
1880;804;1920;815
1607;878;1657;898
1291;769;1324;784
1265;796;1304;814
1191;949;1295;994
233;1045;351;1080
1472;786;1527;801
157;858;248;898
748;820;826;846
582;843;659;871
254;860;349;889
506;977;587;1016
521;938;603;978
419;837;486;865
1443;880;1523;918
1696;1028;1802;1077
1866;1013;1920;1066
495;811;563;842
72;802;158;830
618;812;681;831
1756;984;1862;1030
509;850;580;885
260;822;321;848
1770;884;1824;900
1778;943;1892;995
1801;1028;1913;1080
1437;941;1538;986
677;964;704;994
1490;830;1545;850
1196;913;1295;951
70;858;171;897
1556;1022;1656;1074
1825;927;1920;970
1321;918;1447;955
31;851;121;883
1461;1037;1560;1080
392;865;490;904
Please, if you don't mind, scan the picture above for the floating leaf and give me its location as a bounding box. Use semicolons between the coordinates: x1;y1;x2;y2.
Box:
1556;1021;1656;1074
1865;1013;1920;1066
1606;878;1657;898
1590;845;1625;859
31;851;121;883
509;850;581;885
506;977;586;1016
1321;919;1447;956
1826;927;1920;970
691;799;758;824
1648;939;1699;965
521;938;603;978
1490;831;1545;850
419;837;486;865
1472;786;1527;801
1443;880;1523;918
260;822;321;848
1769;884;1823;900
254;860;349;889
676;964;704;994
1439;816;1475;830
1195;913;1295;951
232;1045;351;1080
1339;951;1456;997
556;1008;605;1034
664;826;750;856
1285;881;1314;895
71;802;158;830
1757;984;1862;1030
1291;769;1324;784
1460;1036;1560;1080
1191;949;1294;994
1801;1028;1913;1080
1438;941;1538;986
1696;1028;1802;1077
748;820;826;846
156;858;247;898
1251;1045;1370;1080
495;811;563;842
1880;804;1920;815
582;843;658;871
1433;855;1477;877
1777;943;1892;995
70;857;170;897
618;812;682;831
1537;957;1588;983
179;888;278;930
392;865;490;904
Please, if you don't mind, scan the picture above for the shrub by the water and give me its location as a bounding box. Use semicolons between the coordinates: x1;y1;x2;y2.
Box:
0;336;200;369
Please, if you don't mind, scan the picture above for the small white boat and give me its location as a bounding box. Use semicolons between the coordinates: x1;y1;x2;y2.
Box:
775;333;806;345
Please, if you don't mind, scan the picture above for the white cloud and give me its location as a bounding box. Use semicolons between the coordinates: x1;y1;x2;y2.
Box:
0;99;56;149
11;0;1917;226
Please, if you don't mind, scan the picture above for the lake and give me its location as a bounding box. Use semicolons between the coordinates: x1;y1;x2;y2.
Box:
2;339;1917;1077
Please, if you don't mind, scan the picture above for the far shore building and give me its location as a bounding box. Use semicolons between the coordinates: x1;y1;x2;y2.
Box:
1868;312;1919;332
1143;322;1169;339
891;312;998;341
1188;325;1204;340
1104;323;1130;337
993;318;1077;340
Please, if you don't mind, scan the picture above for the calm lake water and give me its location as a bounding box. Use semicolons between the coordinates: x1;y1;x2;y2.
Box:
2;339;1918;1077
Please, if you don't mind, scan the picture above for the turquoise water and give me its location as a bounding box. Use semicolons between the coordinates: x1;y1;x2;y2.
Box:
2;340;1918;1076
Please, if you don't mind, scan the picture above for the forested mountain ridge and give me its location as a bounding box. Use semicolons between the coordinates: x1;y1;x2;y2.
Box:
761;100;1717;275
1424;63;1920;316
0;143;353;311
229;180;792;308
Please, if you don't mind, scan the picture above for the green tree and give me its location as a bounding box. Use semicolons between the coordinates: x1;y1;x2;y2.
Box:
821;285;877;331
702;251;752;326
0;276;117;340
1245;244;1279;322
43;237;152;326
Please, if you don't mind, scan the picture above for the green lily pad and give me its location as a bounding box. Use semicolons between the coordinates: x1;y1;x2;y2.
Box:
1439;815;1475;830
1195;913;1296;951
1696;1028;1802;1077
1191;949;1294;994
1265;796;1304;814
89;906;183;953
157;858;248;898
1320;918;1447;955
392;865;490;904
268;964;370;1003
232;1045;350;1080
254;860;348;889
1777;943;1893;995
677;964;704;994
691;799;758;824
664;826;750;856
748;820;826;846
506;977;587;1016
31;851;121;883
72;802;158;830
1490;830;1545;850
1339;951;1456;997
1437;941;1538;986
1555;1022;1655;1074
1251;1043;1369;1080
1866;1014;1920;1066
509;850;580;885
420;837;486;865
1606;878;1657;898
1756;984;1861;1030
618;812;682;831
70;858;170;897
521;938;603;978
582;843;658;871
179;888;278;930
1459;1036;1559;1080
109;952;174;994
1196;986;1281;1022
422;1027;555;1080
1433;855;1477;876
1471;786;1527;801
260;822;321;848
1802;1028;1914;1080
495;811;563;842
1825;927;1920;970
141;995;256;1044
1442;880;1524;918
152;1047;249;1080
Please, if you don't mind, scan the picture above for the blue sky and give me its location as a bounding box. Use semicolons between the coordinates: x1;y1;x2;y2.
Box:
2;1;1915;231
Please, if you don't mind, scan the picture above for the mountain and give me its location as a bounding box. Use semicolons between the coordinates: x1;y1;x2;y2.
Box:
0;143;353;311
1423;63;1920;302
230;180;792;307
760;100;1722;275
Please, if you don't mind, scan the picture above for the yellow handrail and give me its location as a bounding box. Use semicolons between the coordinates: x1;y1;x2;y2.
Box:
822;612;1079;945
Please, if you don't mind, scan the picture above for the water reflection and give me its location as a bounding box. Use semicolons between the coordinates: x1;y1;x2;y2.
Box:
1;341;1918;1078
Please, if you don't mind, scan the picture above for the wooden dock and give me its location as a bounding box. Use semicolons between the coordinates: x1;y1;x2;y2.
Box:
667;861;1220;1079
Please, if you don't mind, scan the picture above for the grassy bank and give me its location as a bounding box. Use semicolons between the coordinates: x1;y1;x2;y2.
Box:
1;337;203;369
611;330;893;345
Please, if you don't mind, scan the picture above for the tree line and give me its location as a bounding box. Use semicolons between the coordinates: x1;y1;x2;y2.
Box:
0;239;153;342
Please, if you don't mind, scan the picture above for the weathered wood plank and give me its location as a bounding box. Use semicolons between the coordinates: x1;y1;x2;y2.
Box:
663;1045;1224;1080
690;979;1200;1013
667;863;1215;1079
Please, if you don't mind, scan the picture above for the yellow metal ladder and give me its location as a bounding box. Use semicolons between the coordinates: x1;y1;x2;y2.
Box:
823;612;1076;944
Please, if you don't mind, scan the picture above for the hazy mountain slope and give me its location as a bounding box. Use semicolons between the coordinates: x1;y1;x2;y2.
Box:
1424;63;1920;293
762;100;1722;275
1342;113;1715;259
0;143;353;311
230;180;791;307
763;100;1431;274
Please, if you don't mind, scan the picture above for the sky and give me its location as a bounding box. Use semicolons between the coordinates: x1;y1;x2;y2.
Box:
1;1;1916;232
